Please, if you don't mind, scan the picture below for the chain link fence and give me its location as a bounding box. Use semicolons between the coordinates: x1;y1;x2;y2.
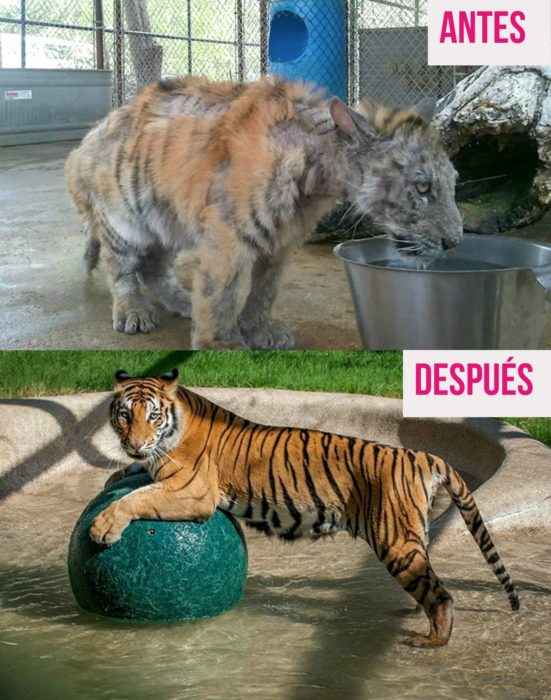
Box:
1;0;473;108
0;0;97;69
0;0;265;104
101;0;264;104
352;0;475;107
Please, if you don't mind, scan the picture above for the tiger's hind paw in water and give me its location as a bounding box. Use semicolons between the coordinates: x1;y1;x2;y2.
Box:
409;599;454;648
409;635;447;648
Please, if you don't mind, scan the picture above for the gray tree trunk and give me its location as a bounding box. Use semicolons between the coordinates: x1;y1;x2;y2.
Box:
434;66;551;233
125;0;163;92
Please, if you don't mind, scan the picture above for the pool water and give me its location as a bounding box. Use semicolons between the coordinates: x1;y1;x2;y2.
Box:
1;472;550;700
369;258;510;272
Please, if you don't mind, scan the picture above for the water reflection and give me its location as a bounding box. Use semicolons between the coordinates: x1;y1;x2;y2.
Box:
0;474;549;700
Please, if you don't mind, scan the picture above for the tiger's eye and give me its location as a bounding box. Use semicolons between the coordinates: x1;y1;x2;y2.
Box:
416;182;431;195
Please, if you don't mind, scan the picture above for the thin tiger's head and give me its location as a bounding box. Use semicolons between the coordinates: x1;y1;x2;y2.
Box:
330;97;462;259
110;369;182;461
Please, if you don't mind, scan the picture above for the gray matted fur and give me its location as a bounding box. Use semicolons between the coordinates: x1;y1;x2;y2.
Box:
65;76;462;349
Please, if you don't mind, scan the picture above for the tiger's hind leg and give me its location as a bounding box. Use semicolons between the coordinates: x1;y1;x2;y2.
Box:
238;249;295;350
139;251;192;319
191;207;254;349
384;543;454;647
84;234;101;273
105;248;160;335
67;151;158;333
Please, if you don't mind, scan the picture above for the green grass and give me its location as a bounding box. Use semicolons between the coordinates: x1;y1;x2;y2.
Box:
0;350;549;447
0;351;403;399
502;418;551;448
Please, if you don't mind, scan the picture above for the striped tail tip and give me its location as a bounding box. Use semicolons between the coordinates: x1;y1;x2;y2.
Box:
509;589;520;612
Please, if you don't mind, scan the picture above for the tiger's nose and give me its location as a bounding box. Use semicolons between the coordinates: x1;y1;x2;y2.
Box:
128;439;146;452
442;237;458;251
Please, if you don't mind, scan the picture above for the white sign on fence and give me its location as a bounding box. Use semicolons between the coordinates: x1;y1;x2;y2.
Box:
4;90;33;101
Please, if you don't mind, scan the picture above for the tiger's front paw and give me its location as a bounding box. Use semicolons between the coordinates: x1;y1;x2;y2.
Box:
89;503;131;546
113;305;160;335
241;320;295;350
192;330;249;350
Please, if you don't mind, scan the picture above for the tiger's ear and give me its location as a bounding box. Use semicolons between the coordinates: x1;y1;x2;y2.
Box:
160;368;179;394
330;98;376;144
114;369;131;390
412;96;437;123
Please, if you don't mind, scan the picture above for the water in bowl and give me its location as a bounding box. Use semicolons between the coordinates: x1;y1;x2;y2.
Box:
369;257;510;272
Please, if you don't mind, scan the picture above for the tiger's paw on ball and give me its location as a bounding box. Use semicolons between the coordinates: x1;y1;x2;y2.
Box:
68;474;249;622
89;504;130;546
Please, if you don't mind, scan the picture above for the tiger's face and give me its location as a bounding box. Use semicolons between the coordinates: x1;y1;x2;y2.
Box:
331;98;463;260
355;128;462;259
110;369;181;461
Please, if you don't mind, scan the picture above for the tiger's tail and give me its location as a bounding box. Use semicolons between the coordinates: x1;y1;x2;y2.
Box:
66;150;100;274
84;232;100;273
433;459;520;612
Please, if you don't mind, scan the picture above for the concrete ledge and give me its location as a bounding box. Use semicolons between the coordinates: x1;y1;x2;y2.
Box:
0;389;549;542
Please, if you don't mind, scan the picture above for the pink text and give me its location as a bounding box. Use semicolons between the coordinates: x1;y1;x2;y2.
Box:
415;357;533;397
440;10;526;44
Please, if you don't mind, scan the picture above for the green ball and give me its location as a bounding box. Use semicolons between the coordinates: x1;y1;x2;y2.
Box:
67;473;248;621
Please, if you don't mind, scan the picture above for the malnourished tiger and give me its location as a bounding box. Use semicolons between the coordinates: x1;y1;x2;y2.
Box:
65;75;463;349
90;370;519;647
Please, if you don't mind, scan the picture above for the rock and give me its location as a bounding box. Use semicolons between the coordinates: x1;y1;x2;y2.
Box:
434;66;551;233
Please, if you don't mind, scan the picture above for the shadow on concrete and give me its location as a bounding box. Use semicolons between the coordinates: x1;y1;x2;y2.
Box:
398;418;506;491
0;352;192;500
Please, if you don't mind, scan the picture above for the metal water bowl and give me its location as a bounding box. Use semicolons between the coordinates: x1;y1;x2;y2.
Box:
334;234;551;349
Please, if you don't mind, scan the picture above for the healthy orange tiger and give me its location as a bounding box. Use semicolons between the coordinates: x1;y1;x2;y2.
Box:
90;370;519;647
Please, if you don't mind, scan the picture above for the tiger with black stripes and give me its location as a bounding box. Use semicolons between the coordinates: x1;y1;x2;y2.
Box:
65;75;462;349
90;370;519;647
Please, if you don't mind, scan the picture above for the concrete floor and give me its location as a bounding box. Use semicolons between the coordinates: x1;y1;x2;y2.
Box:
0;141;361;350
